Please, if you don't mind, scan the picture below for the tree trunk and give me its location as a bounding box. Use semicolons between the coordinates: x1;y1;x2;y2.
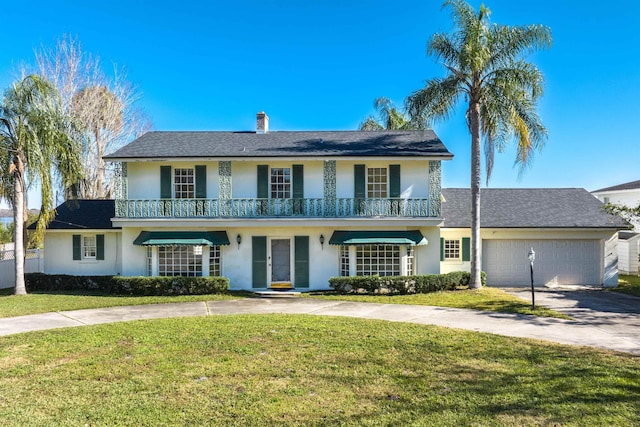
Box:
468;101;482;289
95;128;105;199
13;156;26;295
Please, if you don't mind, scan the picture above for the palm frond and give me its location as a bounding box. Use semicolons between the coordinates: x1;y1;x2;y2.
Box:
406;75;463;127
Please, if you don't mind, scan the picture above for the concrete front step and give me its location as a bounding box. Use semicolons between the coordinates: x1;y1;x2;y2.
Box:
254;290;302;298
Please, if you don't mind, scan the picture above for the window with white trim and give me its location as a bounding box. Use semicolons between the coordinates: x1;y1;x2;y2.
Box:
83;236;96;259
158;246;202;276
146;246;153;276
367;167;387;198
356;244;400;276
174;168;194;199
209;245;221;276
444;240;460;260
407;246;415;275
340;246;350;277
270;168;291;199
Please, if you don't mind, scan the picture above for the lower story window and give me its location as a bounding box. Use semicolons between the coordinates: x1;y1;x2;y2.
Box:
407;246;415;275
340;246;350;276
209;245;221;276
356;245;400;277
146;246;153;276
159;246;202;277
444;239;460;260
83;236;96;259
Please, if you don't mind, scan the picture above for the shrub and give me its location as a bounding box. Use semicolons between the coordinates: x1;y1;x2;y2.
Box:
25;273;229;296
328;271;485;295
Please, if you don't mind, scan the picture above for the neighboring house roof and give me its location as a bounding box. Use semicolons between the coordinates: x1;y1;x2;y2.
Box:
618;231;640;241
441;188;628;229
104;130;453;160
28;200;119;230
592;180;640;193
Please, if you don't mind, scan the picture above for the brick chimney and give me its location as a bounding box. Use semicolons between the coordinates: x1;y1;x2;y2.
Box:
256;111;269;134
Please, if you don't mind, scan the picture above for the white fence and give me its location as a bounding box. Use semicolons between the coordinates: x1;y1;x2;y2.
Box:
0;249;44;289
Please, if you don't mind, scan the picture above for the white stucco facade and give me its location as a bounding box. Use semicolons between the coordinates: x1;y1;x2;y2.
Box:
44;231;122;276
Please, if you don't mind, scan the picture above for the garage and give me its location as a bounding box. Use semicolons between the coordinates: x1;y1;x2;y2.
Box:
482;239;602;286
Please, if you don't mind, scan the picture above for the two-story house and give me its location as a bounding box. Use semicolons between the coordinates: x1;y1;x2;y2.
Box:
38;113;626;290
43;113;451;290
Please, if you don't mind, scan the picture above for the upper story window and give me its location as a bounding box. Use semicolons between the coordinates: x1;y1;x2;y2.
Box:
271;168;291;199
174;168;194;199
367;167;387;198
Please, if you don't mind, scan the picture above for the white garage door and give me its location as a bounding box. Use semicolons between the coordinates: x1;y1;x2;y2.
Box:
482;240;601;286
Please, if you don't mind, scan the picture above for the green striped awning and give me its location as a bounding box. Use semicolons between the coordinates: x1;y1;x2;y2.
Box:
133;231;230;246
329;230;428;246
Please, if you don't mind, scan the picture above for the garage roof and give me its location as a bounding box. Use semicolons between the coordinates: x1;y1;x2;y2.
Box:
441;188;629;229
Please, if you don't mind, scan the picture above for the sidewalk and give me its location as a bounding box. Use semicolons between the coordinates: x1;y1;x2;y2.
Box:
1;297;639;355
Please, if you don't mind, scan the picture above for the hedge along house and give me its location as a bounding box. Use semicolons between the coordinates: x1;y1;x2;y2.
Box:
73;112;451;290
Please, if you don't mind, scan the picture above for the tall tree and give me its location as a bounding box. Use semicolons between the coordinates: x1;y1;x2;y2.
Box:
406;0;551;289
35;35;150;200
0;75;83;294
359;97;423;130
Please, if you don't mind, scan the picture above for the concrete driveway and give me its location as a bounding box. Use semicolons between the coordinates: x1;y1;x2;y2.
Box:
1;292;640;355
503;287;640;353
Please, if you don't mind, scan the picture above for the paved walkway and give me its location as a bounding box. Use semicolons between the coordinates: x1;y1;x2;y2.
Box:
1;292;639;355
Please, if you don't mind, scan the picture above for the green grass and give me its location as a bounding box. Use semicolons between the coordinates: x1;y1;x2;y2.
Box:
0;288;244;318
0;315;637;426
306;287;570;319
615;275;640;298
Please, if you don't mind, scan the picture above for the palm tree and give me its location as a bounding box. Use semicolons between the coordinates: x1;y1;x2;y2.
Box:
360;97;423;130
406;0;551;289
0;75;83;295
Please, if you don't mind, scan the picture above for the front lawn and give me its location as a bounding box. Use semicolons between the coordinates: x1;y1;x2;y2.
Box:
306;287;570;319
0;288;243;318
0;315;637;425
615;275;640;297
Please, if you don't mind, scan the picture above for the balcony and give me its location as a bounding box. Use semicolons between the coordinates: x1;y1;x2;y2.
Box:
114;198;435;218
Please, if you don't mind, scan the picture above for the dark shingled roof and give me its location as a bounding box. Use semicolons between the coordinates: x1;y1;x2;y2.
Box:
104;130;453;160
442;188;628;229
592;179;640;193
28;200;118;230
618;231;640;241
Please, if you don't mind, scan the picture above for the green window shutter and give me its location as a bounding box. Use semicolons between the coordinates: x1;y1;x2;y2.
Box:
294;236;309;288
252;236;267;288
195;165;207;198
73;235;81;260
96;234;105;260
354;164;366;199
292;165;304;199
440;237;444;262
257;165;269;199
389;164;401;198
160;166;172;198
462;237;471;262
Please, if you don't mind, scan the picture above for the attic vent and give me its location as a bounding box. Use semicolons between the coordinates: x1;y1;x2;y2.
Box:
256;111;269;134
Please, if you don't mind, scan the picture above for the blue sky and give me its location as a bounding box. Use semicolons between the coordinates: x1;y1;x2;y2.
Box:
1;0;639;208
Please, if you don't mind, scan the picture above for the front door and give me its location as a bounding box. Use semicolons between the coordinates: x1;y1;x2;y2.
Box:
270;238;291;286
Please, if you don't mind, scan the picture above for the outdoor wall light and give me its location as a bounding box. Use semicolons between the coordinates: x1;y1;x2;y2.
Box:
528;247;535;310
236;234;241;249
319;234;325;249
